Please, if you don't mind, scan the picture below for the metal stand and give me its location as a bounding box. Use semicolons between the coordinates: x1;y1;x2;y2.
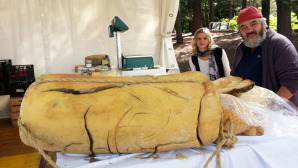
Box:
116;31;122;70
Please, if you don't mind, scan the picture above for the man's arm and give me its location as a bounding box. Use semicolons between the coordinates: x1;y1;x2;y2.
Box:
276;85;293;100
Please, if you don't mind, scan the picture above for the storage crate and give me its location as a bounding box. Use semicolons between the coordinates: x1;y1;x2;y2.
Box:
8;65;35;97
0;59;12;80
8;65;35;84
0;80;10;95
0;80;10;96
10;97;23;127
9;82;33;97
0;81;9;95
0;60;11;95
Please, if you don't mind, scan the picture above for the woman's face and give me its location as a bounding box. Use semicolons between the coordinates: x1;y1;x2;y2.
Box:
196;33;209;51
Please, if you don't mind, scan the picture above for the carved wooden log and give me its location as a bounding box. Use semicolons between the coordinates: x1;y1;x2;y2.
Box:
19;71;222;154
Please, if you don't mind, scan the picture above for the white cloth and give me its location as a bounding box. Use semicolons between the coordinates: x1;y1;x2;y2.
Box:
198;58;211;77
159;0;180;74
56;135;298;168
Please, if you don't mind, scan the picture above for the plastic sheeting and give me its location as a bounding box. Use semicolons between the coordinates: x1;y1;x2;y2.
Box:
0;0;180;77
221;86;298;137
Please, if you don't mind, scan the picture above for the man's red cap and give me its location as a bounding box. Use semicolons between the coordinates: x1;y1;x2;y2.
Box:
237;6;263;25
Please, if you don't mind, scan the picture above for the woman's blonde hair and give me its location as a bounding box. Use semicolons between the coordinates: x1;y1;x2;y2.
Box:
191;28;215;54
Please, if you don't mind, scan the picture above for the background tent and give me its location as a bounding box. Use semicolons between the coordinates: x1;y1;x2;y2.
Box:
0;0;180;78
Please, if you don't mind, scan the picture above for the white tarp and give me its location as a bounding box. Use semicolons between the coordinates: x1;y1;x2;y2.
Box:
56;135;298;168
0;0;180;78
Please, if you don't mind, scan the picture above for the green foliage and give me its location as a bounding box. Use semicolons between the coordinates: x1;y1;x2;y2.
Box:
179;0;193;33
268;13;298;31
219;16;238;30
178;0;297;33
269;15;277;31
202;0;210;27
291;12;298;30
182;21;190;33
219;12;298;31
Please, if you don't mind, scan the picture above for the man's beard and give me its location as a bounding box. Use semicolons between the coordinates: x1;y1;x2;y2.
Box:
241;28;266;48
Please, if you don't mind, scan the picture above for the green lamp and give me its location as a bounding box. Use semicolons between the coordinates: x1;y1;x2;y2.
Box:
109;16;129;37
109;16;129;69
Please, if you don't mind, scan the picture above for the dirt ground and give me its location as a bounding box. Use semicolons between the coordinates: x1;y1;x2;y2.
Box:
173;30;298;73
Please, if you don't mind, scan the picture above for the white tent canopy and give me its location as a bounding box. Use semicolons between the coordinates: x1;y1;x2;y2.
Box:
0;0;180;78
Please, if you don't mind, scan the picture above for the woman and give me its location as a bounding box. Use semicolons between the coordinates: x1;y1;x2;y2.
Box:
189;28;231;80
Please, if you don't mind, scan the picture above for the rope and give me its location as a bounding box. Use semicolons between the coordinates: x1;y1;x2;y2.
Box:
18;118;60;168
203;118;238;168
33;77;207;85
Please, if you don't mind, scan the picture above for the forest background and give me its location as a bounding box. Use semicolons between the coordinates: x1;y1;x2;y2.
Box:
173;0;298;72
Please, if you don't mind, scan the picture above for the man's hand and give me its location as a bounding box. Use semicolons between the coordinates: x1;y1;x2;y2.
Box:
276;85;293;100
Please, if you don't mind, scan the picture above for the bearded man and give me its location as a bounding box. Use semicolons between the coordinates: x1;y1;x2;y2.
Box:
231;6;298;107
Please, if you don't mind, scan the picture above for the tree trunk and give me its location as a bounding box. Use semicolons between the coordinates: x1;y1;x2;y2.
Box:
242;0;247;9
228;1;233;20
276;0;292;41
210;0;214;22
192;0;202;34
174;7;183;44
262;0;270;26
